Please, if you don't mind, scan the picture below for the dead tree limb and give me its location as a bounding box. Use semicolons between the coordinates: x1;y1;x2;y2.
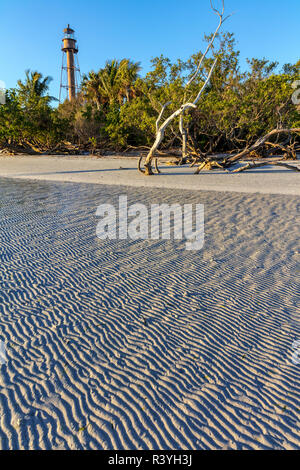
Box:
139;0;230;175
179;114;188;163
138;102;197;174
226;128;300;165
230;161;300;173
192;128;300;173
156;102;172;133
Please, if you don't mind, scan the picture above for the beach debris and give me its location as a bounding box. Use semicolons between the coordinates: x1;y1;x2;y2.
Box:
140;127;300;175
78;423;89;432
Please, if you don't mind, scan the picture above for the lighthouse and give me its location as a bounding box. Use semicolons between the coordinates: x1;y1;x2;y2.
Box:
59;25;81;102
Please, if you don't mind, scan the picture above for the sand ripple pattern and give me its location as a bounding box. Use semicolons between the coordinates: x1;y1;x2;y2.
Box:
0;178;299;449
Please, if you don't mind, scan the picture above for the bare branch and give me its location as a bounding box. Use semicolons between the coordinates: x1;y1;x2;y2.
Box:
160;103;197;131
193;57;218;105
179;115;184;135
140;1;231;175
156;101;172;132
230;161;300;173
210;0;225;17
185;0;230;89
228;128;300;164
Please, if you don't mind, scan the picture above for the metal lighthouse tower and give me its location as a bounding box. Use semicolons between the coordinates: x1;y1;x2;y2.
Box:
59;24;81;102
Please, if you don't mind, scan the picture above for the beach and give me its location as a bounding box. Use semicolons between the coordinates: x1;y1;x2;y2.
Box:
0;154;300;195
0;157;299;449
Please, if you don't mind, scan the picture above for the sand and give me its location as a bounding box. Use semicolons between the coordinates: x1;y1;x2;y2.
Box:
0;157;300;450
0;154;299;195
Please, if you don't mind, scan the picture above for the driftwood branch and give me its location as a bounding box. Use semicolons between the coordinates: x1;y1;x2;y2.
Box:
230;161;300;173
139;0;229;175
227;128;300;164
138;103;197;174
193;58;218;105
185;0;231;89
192;128;300;173
156;102;172;132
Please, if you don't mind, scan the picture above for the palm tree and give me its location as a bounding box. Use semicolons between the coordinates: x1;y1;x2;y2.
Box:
117;59;141;103
98;59;120;105
81;71;103;110
17;70;54;108
82;59;141;109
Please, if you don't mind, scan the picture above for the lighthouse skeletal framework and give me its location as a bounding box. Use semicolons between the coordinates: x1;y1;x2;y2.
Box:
59;25;81;102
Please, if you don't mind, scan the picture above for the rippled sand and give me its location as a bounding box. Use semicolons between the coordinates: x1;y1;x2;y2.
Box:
0;178;299;449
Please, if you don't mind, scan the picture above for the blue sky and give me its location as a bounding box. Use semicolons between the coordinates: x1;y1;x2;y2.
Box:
0;0;299;101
